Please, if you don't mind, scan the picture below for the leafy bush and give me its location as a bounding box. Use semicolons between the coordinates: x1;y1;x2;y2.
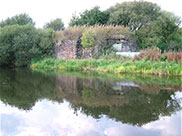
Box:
44;18;64;31
0;13;35;27
136;11;182;51
0;25;55;67
161;51;182;63
134;47;182;63
37;28;55;59
81;29;95;47
134;47;161;61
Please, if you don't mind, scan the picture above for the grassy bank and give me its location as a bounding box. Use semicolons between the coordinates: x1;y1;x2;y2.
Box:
31;58;182;76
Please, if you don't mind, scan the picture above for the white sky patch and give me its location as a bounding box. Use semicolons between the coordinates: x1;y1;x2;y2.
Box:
0;0;181;28
0;100;104;136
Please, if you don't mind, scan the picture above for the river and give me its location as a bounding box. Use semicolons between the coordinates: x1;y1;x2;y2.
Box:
0;68;181;136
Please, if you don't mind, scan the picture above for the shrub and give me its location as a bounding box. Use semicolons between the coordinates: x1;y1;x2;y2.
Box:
163;51;182;63
44;18;64;31
81;29;95;48
134;47;161;61
134;47;182;63
0;25;55;67
0;13;35;27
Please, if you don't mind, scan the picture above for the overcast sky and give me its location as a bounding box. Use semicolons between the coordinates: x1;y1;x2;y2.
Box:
0;0;181;28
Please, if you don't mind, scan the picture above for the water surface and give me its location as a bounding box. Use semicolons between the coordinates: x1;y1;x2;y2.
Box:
0;69;181;136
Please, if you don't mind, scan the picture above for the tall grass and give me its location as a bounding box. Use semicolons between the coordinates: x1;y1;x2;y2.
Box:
31;58;182;76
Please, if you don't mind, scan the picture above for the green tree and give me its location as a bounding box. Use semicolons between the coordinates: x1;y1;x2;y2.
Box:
44;18;64;31
136;11;182;51
107;1;160;31
69;6;109;26
0;13;35;27
0;25;55;67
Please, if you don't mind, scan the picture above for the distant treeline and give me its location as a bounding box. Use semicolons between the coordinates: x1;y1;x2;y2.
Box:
0;1;181;67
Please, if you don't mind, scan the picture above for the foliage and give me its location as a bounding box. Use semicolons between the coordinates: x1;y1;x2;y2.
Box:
134;47;161;61
0;25;55;67
55;26;86;44
37;28;55;59
67;1;181;51
0;13;35;27
31;58;182;76
107;1;160;31
134;47;182;63
81;29;95;47
69;6;109;26
136;11;182;51
44;18;64;31
55;25;134;58
56;25;134;52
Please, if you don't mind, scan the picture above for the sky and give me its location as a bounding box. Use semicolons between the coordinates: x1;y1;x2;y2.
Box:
0;0;181;28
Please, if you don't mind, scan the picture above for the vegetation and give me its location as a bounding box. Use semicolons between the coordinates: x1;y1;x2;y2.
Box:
69;6;109;26
81;29;95;48
68;1;182;51
106;1;160;31
0;13;35;27
0;1;182;68
134;47;182;63
44;18;65;31
136;11;182;51
0;24;55;67
55;25;134;57
31;57;182;76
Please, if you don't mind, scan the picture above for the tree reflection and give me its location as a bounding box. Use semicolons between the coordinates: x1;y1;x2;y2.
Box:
0;69;181;126
0;68;60;110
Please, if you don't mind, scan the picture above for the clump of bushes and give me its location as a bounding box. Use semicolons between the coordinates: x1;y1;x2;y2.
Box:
161;51;182;63
134;47;182;63
81;29;95;48
0;25;55;67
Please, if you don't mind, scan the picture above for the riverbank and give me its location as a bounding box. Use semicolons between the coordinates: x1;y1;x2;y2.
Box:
31;58;182;76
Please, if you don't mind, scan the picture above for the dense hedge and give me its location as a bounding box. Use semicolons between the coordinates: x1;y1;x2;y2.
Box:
0;25;55;67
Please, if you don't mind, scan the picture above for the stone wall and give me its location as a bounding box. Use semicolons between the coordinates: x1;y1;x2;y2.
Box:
55;38;137;59
82;47;93;59
56;40;78;59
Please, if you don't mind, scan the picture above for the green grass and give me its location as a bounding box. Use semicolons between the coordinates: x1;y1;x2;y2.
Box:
31;58;182;76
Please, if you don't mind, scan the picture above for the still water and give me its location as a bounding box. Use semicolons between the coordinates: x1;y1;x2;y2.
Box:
0;68;181;136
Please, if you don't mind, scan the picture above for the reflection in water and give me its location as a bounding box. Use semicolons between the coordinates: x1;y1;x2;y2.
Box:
0;68;181;136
